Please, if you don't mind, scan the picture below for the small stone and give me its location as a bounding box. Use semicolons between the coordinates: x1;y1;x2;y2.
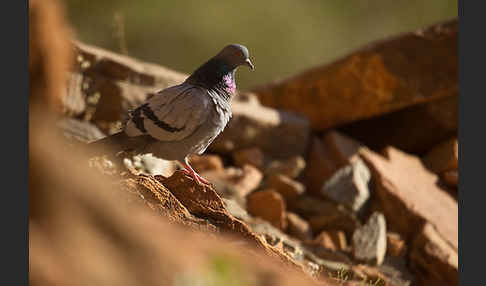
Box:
441;170;458;188
265;156;306;179
352;212;387;265
313;230;347;251
321;158;371;212
423;137;458;174
292;195;360;237
286;212;312;241
266;174;305;203
247;190;287;230
201;165;263;200
232;147;264;169
386;232;407;257
234;165;264;197
189;154;224;173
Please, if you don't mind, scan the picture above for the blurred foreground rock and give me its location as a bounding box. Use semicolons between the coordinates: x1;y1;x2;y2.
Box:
29;0;73;114
252;20;457;132
30;124;327;286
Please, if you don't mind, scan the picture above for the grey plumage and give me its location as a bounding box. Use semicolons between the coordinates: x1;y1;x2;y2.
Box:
90;44;253;184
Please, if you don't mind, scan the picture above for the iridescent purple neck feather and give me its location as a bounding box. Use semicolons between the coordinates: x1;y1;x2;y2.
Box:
185;44;253;101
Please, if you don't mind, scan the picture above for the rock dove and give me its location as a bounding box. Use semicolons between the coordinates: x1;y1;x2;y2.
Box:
90;44;254;184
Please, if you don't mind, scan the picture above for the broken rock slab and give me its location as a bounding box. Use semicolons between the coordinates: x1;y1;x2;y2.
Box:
321;158;371;212
252;20;457;131
410;223;458;286
360;146;458;250
209;100;310;159
352;212;387;266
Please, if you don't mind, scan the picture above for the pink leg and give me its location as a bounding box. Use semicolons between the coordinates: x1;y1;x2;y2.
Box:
182;158;210;185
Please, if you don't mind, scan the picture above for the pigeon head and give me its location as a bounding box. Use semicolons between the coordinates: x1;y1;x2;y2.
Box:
186;44;254;98
214;44;254;71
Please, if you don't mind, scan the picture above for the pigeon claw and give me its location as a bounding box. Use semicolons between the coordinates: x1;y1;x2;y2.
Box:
182;163;211;186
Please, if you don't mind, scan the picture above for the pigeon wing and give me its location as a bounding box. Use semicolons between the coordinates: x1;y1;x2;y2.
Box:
125;84;211;142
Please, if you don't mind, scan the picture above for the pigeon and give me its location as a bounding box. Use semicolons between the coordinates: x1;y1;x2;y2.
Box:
90;44;254;185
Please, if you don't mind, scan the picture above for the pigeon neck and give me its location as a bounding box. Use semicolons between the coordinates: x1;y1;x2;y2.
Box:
186;58;236;100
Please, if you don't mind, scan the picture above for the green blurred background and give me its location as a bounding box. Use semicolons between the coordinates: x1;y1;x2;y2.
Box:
63;0;457;90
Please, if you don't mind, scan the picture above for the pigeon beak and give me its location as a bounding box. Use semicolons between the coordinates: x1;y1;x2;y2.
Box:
245;58;254;70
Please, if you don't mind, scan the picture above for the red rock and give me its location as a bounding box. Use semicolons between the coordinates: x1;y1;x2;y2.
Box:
232;147;264;169
423;138;458;173
410;223;458;286
304;137;337;194
188;154;224;173
247;190;287;230
266;174;305;203
286;212;313;241
322;130;364;165
252;20;457;131
386;232;407;257
360;147;458;251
